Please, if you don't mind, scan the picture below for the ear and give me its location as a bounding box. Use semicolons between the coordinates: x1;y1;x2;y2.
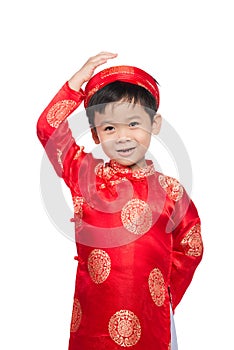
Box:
152;113;162;135
91;127;100;144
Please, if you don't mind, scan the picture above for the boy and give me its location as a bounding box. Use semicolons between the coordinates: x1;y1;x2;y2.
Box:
37;52;203;349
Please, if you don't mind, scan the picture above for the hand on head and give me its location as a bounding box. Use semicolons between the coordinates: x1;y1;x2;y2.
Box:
68;52;118;91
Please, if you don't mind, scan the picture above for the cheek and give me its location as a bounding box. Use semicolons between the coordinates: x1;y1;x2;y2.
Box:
136;130;152;148
99;139;115;155
98;134;116;145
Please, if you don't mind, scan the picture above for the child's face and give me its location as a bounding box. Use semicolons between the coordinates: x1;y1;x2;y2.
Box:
94;101;161;170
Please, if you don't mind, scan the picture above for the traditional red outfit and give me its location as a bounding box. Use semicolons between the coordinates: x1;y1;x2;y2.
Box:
37;77;203;349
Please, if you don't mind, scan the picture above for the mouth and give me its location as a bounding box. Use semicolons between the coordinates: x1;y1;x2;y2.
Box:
116;147;136;157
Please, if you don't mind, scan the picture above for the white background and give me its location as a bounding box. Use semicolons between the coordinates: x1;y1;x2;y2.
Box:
1;0;233;349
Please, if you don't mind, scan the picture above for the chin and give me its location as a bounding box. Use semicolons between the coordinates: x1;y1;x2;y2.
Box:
114;158;134;167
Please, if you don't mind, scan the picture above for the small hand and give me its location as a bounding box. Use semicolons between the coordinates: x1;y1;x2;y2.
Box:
68;52;118;91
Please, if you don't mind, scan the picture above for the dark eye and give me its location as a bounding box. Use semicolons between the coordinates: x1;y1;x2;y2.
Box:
104;126;115;131
129;121;140;128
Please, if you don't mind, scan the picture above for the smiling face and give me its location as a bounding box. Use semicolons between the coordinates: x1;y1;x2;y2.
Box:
94;101;161;170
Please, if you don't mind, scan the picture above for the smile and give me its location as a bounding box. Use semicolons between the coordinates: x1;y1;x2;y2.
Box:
116;147;136;156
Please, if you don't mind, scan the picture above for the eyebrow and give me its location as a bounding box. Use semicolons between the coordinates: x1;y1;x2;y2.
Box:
97;115;142;127
126;115;142;120
101;116;141;124
98;120;114;126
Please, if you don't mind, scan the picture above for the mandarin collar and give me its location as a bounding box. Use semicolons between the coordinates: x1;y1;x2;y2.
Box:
95;159;155;182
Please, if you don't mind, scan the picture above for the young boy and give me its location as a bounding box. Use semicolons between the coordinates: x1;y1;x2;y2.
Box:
37;52;203;350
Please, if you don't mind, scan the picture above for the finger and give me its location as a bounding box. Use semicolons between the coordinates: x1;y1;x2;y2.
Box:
98;51;118;56
94;56;116;66
87;53;117;70
91;52;118;62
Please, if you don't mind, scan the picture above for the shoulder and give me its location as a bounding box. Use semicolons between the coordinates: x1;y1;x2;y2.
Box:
156;172;184;202
68;149;104;191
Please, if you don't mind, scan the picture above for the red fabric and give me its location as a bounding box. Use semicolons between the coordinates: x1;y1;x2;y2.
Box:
84;65;160;108
37;82;203;350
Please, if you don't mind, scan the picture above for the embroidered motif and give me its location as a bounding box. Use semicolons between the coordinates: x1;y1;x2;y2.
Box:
72;196;84;215
100;66;135;79
70;298;82;332
181;223;203;257
86;86;99;99
158;175;183;201
131;164;155;179
148;268;166;307
72;196;84;228
95;162;118;180
95;161;155;180
56;149;63;169
108;310;141;347
121;199;152;235
88;249;111;284
46;100;77;128
99;178;128;189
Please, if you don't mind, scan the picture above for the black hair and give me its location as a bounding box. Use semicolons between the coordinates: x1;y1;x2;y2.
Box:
86;81;158;128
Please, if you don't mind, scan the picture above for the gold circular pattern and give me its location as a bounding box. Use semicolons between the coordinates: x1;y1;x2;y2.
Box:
70;298;82;333
46;100;77;128
158;175;183;202
181;223;203;257
121;199;152;235
148;268;166;307
108;310;141;347
88;249;111;284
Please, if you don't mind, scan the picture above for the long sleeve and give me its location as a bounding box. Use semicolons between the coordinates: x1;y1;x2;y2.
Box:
169;188;203;311
36;82;86;188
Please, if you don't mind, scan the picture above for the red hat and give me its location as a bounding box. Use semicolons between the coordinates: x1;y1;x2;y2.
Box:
84;65;160;108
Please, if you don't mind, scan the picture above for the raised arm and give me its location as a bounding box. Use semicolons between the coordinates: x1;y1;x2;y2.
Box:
36;52;117;187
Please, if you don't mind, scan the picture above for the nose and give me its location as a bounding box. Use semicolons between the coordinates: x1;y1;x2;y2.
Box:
116;125;131;143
